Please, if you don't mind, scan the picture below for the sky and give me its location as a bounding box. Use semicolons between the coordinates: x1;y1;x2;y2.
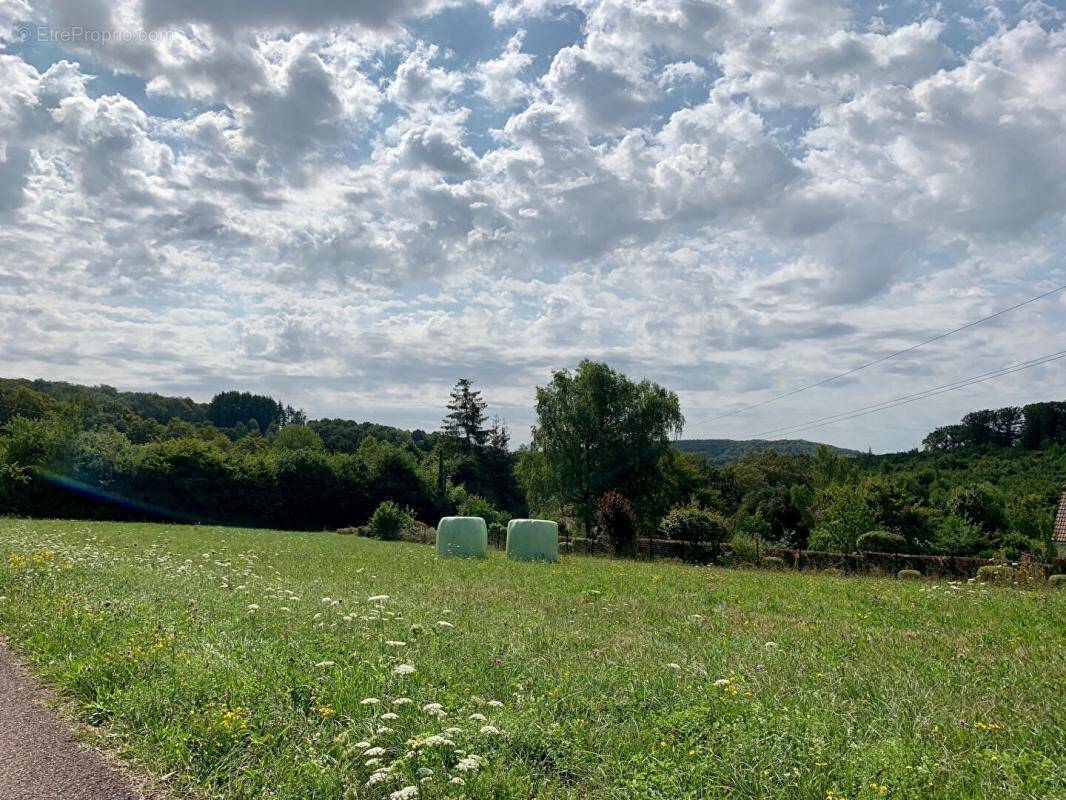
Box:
0;0;1064;453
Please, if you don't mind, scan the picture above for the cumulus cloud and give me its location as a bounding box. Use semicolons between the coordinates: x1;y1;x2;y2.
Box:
476;31;534;107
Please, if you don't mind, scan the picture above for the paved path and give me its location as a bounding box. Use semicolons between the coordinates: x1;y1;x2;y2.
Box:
0;642;142;800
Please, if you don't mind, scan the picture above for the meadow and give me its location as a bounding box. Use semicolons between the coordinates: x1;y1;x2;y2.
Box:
0;518;1063;800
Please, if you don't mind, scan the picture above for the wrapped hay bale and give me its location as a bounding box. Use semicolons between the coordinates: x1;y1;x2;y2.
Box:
435;517;488;558
506;519;559;562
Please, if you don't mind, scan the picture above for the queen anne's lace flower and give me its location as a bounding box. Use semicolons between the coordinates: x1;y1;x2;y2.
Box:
393;663;416;675
367;770;392;787
456;755;486;773
389;786;419;800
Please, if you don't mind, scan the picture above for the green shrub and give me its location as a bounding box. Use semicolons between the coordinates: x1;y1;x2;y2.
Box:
727;533;760;565
659;506;729;545
897;569;921;580
856;530;908;553
998;532;1042;561
932;515;984;556
762;556;786;571
1048;574;1066;589
335;526;359;536
368;500;414;541
596;491;638;557
976;564;1014;586
457;493;508;527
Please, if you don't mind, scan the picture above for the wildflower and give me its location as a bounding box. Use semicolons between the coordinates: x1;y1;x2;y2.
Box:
368;594;390;602
315;661;336;668
486;700;504;708
437;620;454;628
479;725;500;735
714;678;730;687
449;777;465;786
456;755;485;773
469;713;487;722
416;767;433;777
354;741;371;749
393;697;413;706
756;663;765;671
322;597;333;604
428;735;456;747
667;663;682;670
389;787;419;800
364;747;386;757
365;758;382;767
380;712;399;721
385;641;406;647
361;698;381;706
367;770;392;787
422;703;447;718
393;663;416;675
246;604;259;613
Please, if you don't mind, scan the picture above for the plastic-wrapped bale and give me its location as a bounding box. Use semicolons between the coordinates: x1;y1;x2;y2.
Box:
435;516;488;558
506;519;559;562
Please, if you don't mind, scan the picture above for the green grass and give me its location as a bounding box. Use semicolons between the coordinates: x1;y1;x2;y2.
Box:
0;519;1063;800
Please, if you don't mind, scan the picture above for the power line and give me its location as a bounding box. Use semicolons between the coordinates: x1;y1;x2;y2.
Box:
753;350;1066;438
686;283;1066;429
752;349;1066;439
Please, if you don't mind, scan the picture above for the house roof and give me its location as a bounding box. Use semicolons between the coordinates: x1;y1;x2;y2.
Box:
1055;484;1066;544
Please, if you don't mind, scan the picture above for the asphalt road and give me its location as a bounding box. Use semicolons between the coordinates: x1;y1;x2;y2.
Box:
0;643;141;800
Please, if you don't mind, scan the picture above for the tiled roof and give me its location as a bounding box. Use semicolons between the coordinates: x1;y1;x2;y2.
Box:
1055;485;1066;544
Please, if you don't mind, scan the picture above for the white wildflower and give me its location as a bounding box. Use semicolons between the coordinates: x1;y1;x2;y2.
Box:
246;604;259;613
365;757;382;767
449;777;465;786
468;713;487;722
422;735;454;748
367;770;392;787
368;594;390;602
456;755;485;773
486;700;504;708
385;641;406;647
479;725;500;735
315;661;335;668
667;663;682;670
389;787;419;800
321;597;332;604
437;620;454;628
422;702;446;718
361;697;380;706
380;712;399;721
354;741;371;749
393;663;416;675
393;697;413;706
363;747;386;757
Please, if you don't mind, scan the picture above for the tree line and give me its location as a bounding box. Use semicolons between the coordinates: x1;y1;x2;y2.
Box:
0;369;1063;561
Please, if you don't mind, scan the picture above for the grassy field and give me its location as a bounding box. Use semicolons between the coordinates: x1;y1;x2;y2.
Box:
0;519;1063;800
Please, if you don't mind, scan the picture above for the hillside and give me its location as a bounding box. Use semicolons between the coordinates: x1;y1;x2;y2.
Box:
675;437;861;465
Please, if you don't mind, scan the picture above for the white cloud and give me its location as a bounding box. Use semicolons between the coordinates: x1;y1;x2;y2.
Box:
476;31;534;107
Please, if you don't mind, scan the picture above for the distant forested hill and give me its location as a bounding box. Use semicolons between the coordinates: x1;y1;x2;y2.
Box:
675;438;861;466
